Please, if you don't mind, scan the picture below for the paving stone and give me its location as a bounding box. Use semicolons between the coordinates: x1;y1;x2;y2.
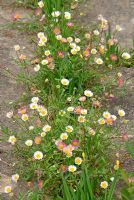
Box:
0;1;33;198
0;174;16;194
0;0;133;199
77;0;134;46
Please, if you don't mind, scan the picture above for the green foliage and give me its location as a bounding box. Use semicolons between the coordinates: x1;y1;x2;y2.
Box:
120;170;134;200
120;142;134;200
125;142;134;159
2;0;134;199
16;0;38;8
60;167;94;200
42;0;63;15
58;167;119;200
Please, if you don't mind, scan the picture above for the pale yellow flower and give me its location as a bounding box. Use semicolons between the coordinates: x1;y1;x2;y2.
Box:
30;102;38;110
25;140;33;146
41;59;48;65
91;48;97;54
85;33;91;39
45;50;51;56
96;58;103;65
98;118;105;125
88;127;96;136
75;38;81;43
39;108;48;116
40;36;47;43
67;37;73;43
81;109;87;115
37;32;44;39
71;48;77;55
31;97;39;103
8;135;16;145
61;78;69;86
118;109;125;117
78;115;86;123
60;132;68;140
34;151;43;160
84;90;93;97
103;111;111;119
75;157;82;165
70;42;76;49
65;125;73;133
75;46;81;51
6;111;13;118
100;181;108;189
52;11;61;17
21;114;28;121
40;132;46;137
111;115;117;121
11;174;19;183
14;45;20;51
38;41;45;46
38;1;44;8
64;12;71;19
93;30;100;35
122;52;131;59
67;107;74;112
56;35;62;40
115;25;122;32
34;64;40;72
4;186;12;193
42;125;51;132
68;165;77;172
37;105;44;112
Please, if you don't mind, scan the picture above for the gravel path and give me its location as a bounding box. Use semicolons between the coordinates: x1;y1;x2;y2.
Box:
77;0;134;46
0;0;33;198
77;1;134;198
0;0;133;199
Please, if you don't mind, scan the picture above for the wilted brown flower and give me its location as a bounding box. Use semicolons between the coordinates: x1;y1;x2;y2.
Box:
92;100;101;108
59;164;68;173
19;54;26;60
12;13;21;21
74;106;83;115
79;96;86;102
31;58;39;64
53;27;61;35
34;136;42;145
